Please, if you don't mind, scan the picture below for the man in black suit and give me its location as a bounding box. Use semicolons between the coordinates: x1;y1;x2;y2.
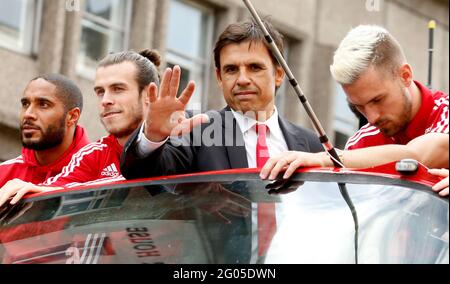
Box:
120;20;322;178
120;20;323;263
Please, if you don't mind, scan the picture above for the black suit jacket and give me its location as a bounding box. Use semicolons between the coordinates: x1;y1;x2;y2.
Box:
120;107;323;180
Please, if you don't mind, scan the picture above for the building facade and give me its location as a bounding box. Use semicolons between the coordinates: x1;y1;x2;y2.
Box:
0;0;448;162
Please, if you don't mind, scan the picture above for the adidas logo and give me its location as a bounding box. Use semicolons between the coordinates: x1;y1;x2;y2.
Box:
101;163;119;177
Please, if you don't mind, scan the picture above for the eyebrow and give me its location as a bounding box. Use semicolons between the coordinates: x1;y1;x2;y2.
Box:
94;82;128;92
350;94;385;107
222;64;237;70
21;97;55;106
222;61;266;69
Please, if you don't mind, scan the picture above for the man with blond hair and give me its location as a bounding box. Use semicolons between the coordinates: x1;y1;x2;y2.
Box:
261;25;448;196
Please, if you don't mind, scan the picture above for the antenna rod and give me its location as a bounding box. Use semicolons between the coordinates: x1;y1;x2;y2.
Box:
242;0;343;167
242;0;359;264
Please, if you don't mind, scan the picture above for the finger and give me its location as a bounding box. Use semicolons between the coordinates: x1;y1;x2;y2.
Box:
10;188;31;205
169;65;181;98
226;198;251;212
10;185;43;205
283;159;303;179
439;188;449;197
432;177;449;191
227;193;251;208
221;205;250;217
159;68;173;97
187;114;210;129
148;83;158;103
0;182;21;207
268;159;290;180
260;158;279;180
428;169;449;177
212;211;231;225
178;81;196;105
172;114;209;136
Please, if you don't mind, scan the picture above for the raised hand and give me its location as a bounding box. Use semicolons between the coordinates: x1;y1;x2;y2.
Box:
144;65;209;142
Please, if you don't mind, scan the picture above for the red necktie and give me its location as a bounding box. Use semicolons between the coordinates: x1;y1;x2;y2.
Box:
256;124;276;257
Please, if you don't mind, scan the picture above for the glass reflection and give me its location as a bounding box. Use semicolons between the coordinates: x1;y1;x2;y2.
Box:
0;179;448;264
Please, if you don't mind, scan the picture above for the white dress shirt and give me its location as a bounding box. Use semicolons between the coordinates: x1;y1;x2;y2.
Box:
231;107;288;168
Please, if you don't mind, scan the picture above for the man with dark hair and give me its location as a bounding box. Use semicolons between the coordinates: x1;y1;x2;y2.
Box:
43;49;161;187
0;74;89;187
121;20;321;177
0;50;161;203
119;20;323;260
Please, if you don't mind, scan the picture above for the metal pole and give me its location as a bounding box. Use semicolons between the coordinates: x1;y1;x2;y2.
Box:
242;0;344;167
427;20;436;89
242;0;359;263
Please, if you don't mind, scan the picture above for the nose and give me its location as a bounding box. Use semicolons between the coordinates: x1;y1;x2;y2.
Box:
101;91;114;107
236;69;251;87
22;105;37;120
364;105;381;125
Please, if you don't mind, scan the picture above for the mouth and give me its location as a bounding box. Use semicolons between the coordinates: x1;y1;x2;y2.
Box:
102;112;122;119
234;91;258;99
21;124;40;132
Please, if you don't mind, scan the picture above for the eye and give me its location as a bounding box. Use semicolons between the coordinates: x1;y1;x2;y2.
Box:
39;101;50;108
250;64;263;71
372;97;383;104
113;86;125;93
224;66;237;73
21;101;30;108
95;89;105;97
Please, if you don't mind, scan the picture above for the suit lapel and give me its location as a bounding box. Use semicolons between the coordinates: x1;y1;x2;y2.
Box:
221;108;249;169
278;116;309;151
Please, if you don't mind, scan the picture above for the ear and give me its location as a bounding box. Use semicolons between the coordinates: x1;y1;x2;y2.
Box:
275;66;285;87
66;108;81;127
141;85;151;105
215;68;223;89
398;64;413;87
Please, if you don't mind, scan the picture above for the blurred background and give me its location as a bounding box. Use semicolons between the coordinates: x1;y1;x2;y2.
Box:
0;0;448;162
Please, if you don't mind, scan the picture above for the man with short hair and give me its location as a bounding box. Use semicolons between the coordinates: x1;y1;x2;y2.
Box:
0;50;161;204
0;74;89;187
119;20;323;261
260;25;449;196
120;20;322;179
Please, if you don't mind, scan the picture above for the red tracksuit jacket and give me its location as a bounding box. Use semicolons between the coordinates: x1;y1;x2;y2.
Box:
43;135;125;188
0;126;90;188
346;81;449;150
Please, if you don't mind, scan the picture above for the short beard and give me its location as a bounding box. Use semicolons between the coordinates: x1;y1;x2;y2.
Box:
21;118;66;151
103;113;143;139
380;86;412;137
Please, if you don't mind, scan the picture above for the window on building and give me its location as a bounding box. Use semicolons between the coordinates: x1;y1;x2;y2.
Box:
77;0;132;79
166;0;214;110
333;83;360;149
0;0;40;54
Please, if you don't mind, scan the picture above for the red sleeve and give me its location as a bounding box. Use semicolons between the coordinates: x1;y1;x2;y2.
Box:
427;95;449;134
